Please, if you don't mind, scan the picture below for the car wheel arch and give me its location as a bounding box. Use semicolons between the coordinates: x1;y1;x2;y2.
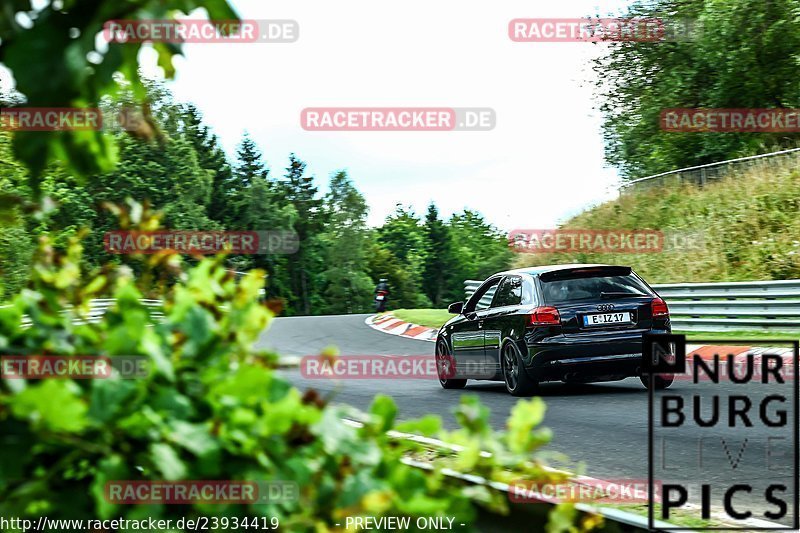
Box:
436;335;453;354
500;336;537;380
498;336;525;361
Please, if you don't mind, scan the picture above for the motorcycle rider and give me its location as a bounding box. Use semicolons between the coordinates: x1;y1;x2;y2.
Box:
374;278;390;311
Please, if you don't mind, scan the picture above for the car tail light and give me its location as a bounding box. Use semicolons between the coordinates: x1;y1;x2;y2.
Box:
529;306;561;326
651;298;669;318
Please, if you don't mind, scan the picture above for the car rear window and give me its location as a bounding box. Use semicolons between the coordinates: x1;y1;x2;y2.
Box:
540;274;653;304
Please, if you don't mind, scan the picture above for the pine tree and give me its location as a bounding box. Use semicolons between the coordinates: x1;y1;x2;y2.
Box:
421;203;455;307
280;154;324;315
225;133;270;227
182;105;233;226
234;134;269;189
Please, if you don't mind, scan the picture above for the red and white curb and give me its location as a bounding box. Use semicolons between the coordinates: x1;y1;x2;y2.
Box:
686;343;794;359
365;314;438;342
685;343;795;372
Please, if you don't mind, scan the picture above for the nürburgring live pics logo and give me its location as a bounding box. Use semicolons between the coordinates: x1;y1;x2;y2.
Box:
644;333;799;530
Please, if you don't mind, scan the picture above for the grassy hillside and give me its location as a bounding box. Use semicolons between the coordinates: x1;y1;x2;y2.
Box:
514;166;800;283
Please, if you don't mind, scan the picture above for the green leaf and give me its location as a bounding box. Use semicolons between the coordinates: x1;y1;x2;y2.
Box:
88;378;137;424
149;443;186;480
168;420;219;457
369;394;397;433
153;42;180;78
10;380;89;433
210;365;272;407
311;408;357;455
546;502;578;533
395;415;442;436
506;397;548;454
90;454;129;520
454;395;491;436
201;0;240;20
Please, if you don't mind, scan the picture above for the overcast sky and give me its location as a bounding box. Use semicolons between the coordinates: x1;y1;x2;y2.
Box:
16;0;634;230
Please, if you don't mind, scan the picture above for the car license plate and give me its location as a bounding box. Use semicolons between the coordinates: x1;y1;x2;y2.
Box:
583;312;633;326
376;295;385;301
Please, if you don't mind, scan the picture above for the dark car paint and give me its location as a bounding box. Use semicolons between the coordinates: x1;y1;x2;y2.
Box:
437;265;671;384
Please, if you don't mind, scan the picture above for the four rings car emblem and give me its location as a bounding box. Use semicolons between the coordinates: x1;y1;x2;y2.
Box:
596;303;615;312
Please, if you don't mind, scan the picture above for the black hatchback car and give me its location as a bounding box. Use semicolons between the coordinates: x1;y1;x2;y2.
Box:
435;264;673;396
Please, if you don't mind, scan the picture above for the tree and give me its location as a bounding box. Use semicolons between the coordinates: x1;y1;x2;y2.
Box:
224;133;271;228
378;204;426;265
233;134;268;190
449;209;513;285
421;203;456;307
594;0;800;178
0;131;34;300
230;147;295;303
365;243;423;309
280;154;325;315
91;125;215;232
183;104;233;226
318;171;373;314
376;205;428;304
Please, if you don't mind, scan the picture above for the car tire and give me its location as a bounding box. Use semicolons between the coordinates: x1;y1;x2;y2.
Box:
436;339;467;389
501;341;538;396
640;374;674;390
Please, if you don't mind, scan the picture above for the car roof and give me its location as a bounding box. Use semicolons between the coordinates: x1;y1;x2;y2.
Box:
494;264;626;277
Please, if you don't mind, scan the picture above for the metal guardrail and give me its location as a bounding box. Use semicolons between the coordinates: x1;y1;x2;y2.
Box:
463;280;495;310
13;271;265;328
620;146;800;192
653;279;800;331
19;299;164;328
464;278;800;332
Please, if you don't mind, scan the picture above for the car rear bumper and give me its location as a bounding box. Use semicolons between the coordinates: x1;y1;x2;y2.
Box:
523;329;668;383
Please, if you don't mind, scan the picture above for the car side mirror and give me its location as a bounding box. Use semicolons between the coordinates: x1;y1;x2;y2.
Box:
447;301;464;314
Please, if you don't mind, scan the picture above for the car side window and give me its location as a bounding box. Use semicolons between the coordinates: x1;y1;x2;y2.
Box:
465;277;501;312
492;276;522;308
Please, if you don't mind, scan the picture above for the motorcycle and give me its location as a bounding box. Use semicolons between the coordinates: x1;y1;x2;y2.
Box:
374;290;388;312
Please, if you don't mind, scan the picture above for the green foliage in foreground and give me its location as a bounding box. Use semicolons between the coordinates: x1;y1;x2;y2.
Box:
514;166;800;284
0;0;238;183
0;217;597;532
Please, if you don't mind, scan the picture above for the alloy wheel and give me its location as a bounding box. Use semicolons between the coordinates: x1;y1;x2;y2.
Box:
503;344;518;390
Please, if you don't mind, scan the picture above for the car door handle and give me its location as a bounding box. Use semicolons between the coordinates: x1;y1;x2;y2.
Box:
478;320;484;329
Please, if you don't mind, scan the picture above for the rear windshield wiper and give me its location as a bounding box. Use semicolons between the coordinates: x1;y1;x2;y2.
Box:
600;291;645;299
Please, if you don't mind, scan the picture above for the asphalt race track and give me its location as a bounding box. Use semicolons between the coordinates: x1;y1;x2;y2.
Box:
258;314;797;525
